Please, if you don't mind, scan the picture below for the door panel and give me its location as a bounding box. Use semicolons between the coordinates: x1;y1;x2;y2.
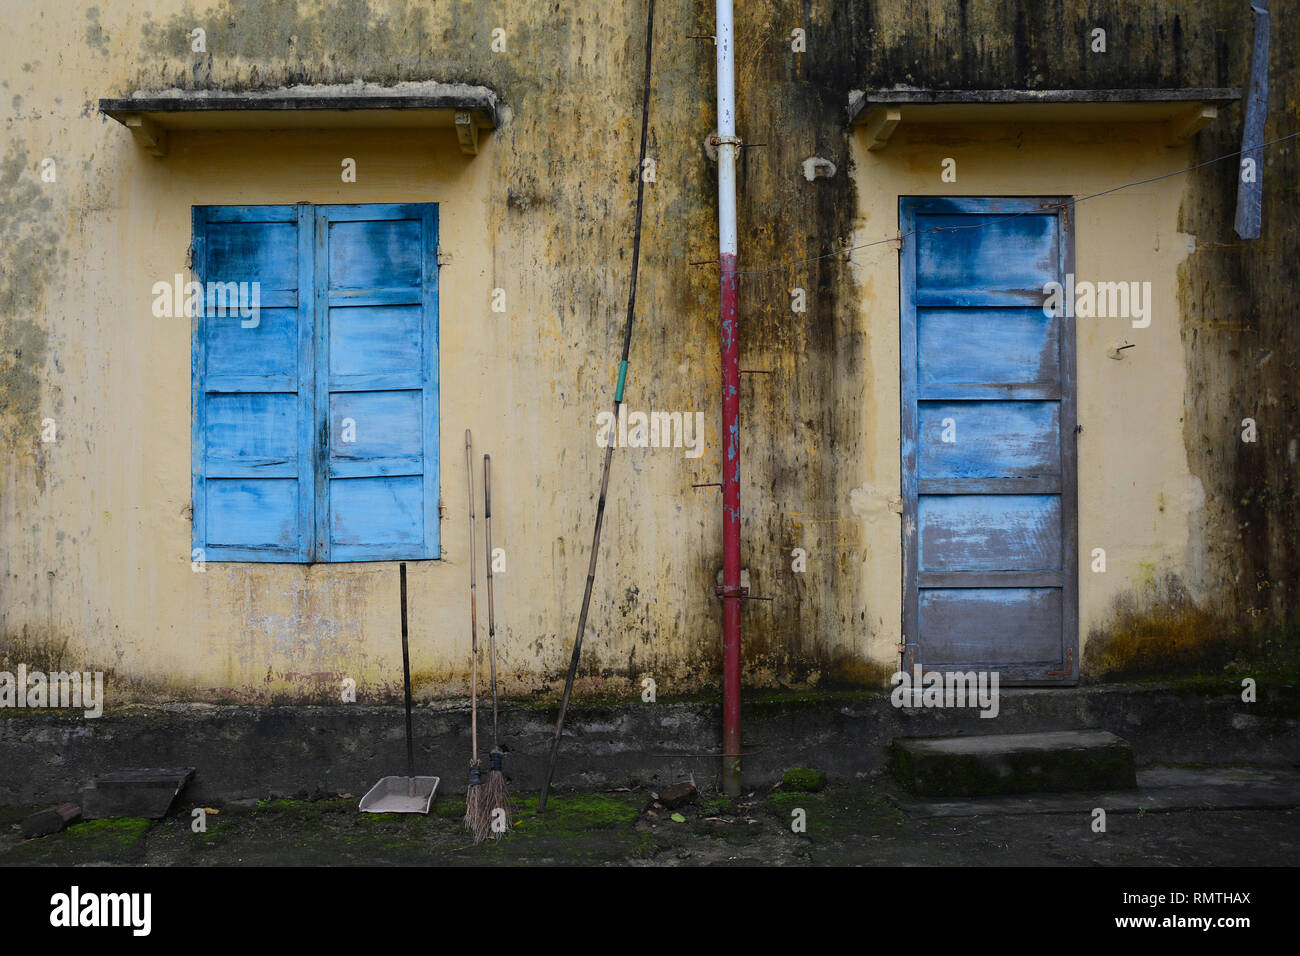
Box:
919;588;1065;666
917;308;1060;386
915;213;1060;302
918;401;1061;478
918;495;1062;572
900;197;1078;683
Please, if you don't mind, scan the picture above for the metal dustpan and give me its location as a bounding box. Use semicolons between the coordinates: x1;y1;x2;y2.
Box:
360;563;439;815
360;775;439;814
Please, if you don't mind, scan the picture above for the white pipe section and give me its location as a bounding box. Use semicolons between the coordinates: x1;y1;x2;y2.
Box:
715;0;737;259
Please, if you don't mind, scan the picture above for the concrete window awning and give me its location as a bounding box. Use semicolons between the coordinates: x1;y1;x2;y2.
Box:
99;81;503;157
849;88;1241;151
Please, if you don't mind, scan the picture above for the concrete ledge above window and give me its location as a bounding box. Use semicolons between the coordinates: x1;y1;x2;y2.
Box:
849;88;1241;151
99;81;503;157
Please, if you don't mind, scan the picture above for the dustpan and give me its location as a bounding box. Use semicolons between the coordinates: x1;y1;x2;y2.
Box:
359;774;439;814
360;563;439;814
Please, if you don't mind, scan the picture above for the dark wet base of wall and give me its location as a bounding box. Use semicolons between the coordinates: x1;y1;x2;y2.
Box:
2;683;1297;805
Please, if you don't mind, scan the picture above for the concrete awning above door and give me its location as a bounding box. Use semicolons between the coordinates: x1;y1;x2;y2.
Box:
99;81;503;157
849;88;1241;151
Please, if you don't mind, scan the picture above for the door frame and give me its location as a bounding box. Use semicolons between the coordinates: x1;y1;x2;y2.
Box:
898;195;1078;685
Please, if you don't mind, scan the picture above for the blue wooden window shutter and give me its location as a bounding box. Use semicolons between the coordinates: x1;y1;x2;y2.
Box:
192;202;439;563
314;204;440;562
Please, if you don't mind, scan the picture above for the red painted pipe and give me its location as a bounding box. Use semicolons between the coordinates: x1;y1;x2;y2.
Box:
720;252;742;796
716;0;741;797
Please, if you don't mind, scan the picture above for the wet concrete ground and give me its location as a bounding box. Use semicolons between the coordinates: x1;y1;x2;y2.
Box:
2;772;1297;866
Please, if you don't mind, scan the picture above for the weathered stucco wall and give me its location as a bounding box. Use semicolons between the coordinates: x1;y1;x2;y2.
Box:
1;0;1295;702
1;0;728;702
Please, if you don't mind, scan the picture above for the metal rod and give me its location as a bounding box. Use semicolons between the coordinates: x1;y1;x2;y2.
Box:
715;0;743;798
483;454;499;748
539;0;657;812
399;562;413;780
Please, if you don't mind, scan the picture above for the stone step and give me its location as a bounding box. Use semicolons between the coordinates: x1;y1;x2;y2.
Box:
81;767;195;819
891;729;1137;798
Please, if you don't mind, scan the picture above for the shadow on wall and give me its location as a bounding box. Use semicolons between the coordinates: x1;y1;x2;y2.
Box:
1083;571;1300;683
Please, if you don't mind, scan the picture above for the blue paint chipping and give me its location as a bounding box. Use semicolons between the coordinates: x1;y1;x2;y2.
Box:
192;203;440;563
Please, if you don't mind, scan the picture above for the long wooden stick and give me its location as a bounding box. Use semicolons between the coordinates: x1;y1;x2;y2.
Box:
539;0;656;811
484;454;500;748
399;562;413;781
466;430;479;767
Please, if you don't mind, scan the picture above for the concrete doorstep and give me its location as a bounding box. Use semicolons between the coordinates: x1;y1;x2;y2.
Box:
891;729;1139;798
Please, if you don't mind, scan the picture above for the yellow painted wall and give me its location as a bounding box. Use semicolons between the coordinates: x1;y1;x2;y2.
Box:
0;0;726;704
0;0;1227;703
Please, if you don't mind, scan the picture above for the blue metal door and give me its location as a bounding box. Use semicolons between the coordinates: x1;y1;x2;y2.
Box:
899;197;1078;684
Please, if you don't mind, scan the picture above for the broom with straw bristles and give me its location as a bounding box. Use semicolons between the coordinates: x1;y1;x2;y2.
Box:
463;430;490;843
482;453;511;837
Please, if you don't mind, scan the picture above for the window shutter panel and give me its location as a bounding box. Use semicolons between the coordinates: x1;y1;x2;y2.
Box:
192;205;315;562
314;204;439;561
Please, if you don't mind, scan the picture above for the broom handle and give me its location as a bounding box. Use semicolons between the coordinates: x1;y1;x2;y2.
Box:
484;454;500;749
399;562;413;780
466;430;479;765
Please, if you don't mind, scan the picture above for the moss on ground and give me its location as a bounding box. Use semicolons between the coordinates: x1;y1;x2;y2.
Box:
0;790;661;866
6;816;152;864
697;794;737;816
779;768;828;793
762;783;907;853
510;791;643;832
5;777;1290;866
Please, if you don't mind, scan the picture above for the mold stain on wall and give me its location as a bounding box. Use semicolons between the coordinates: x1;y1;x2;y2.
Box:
0;146;59;451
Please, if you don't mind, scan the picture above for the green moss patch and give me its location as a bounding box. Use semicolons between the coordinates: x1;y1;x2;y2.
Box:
511;791;643;833
779;768;828;793
6;816;152;864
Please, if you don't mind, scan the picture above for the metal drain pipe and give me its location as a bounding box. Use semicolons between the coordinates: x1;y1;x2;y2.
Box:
714;0;743;798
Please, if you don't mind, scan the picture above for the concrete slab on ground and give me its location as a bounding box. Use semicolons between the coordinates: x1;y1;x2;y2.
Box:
81;768;195;820
889;765;1300;818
